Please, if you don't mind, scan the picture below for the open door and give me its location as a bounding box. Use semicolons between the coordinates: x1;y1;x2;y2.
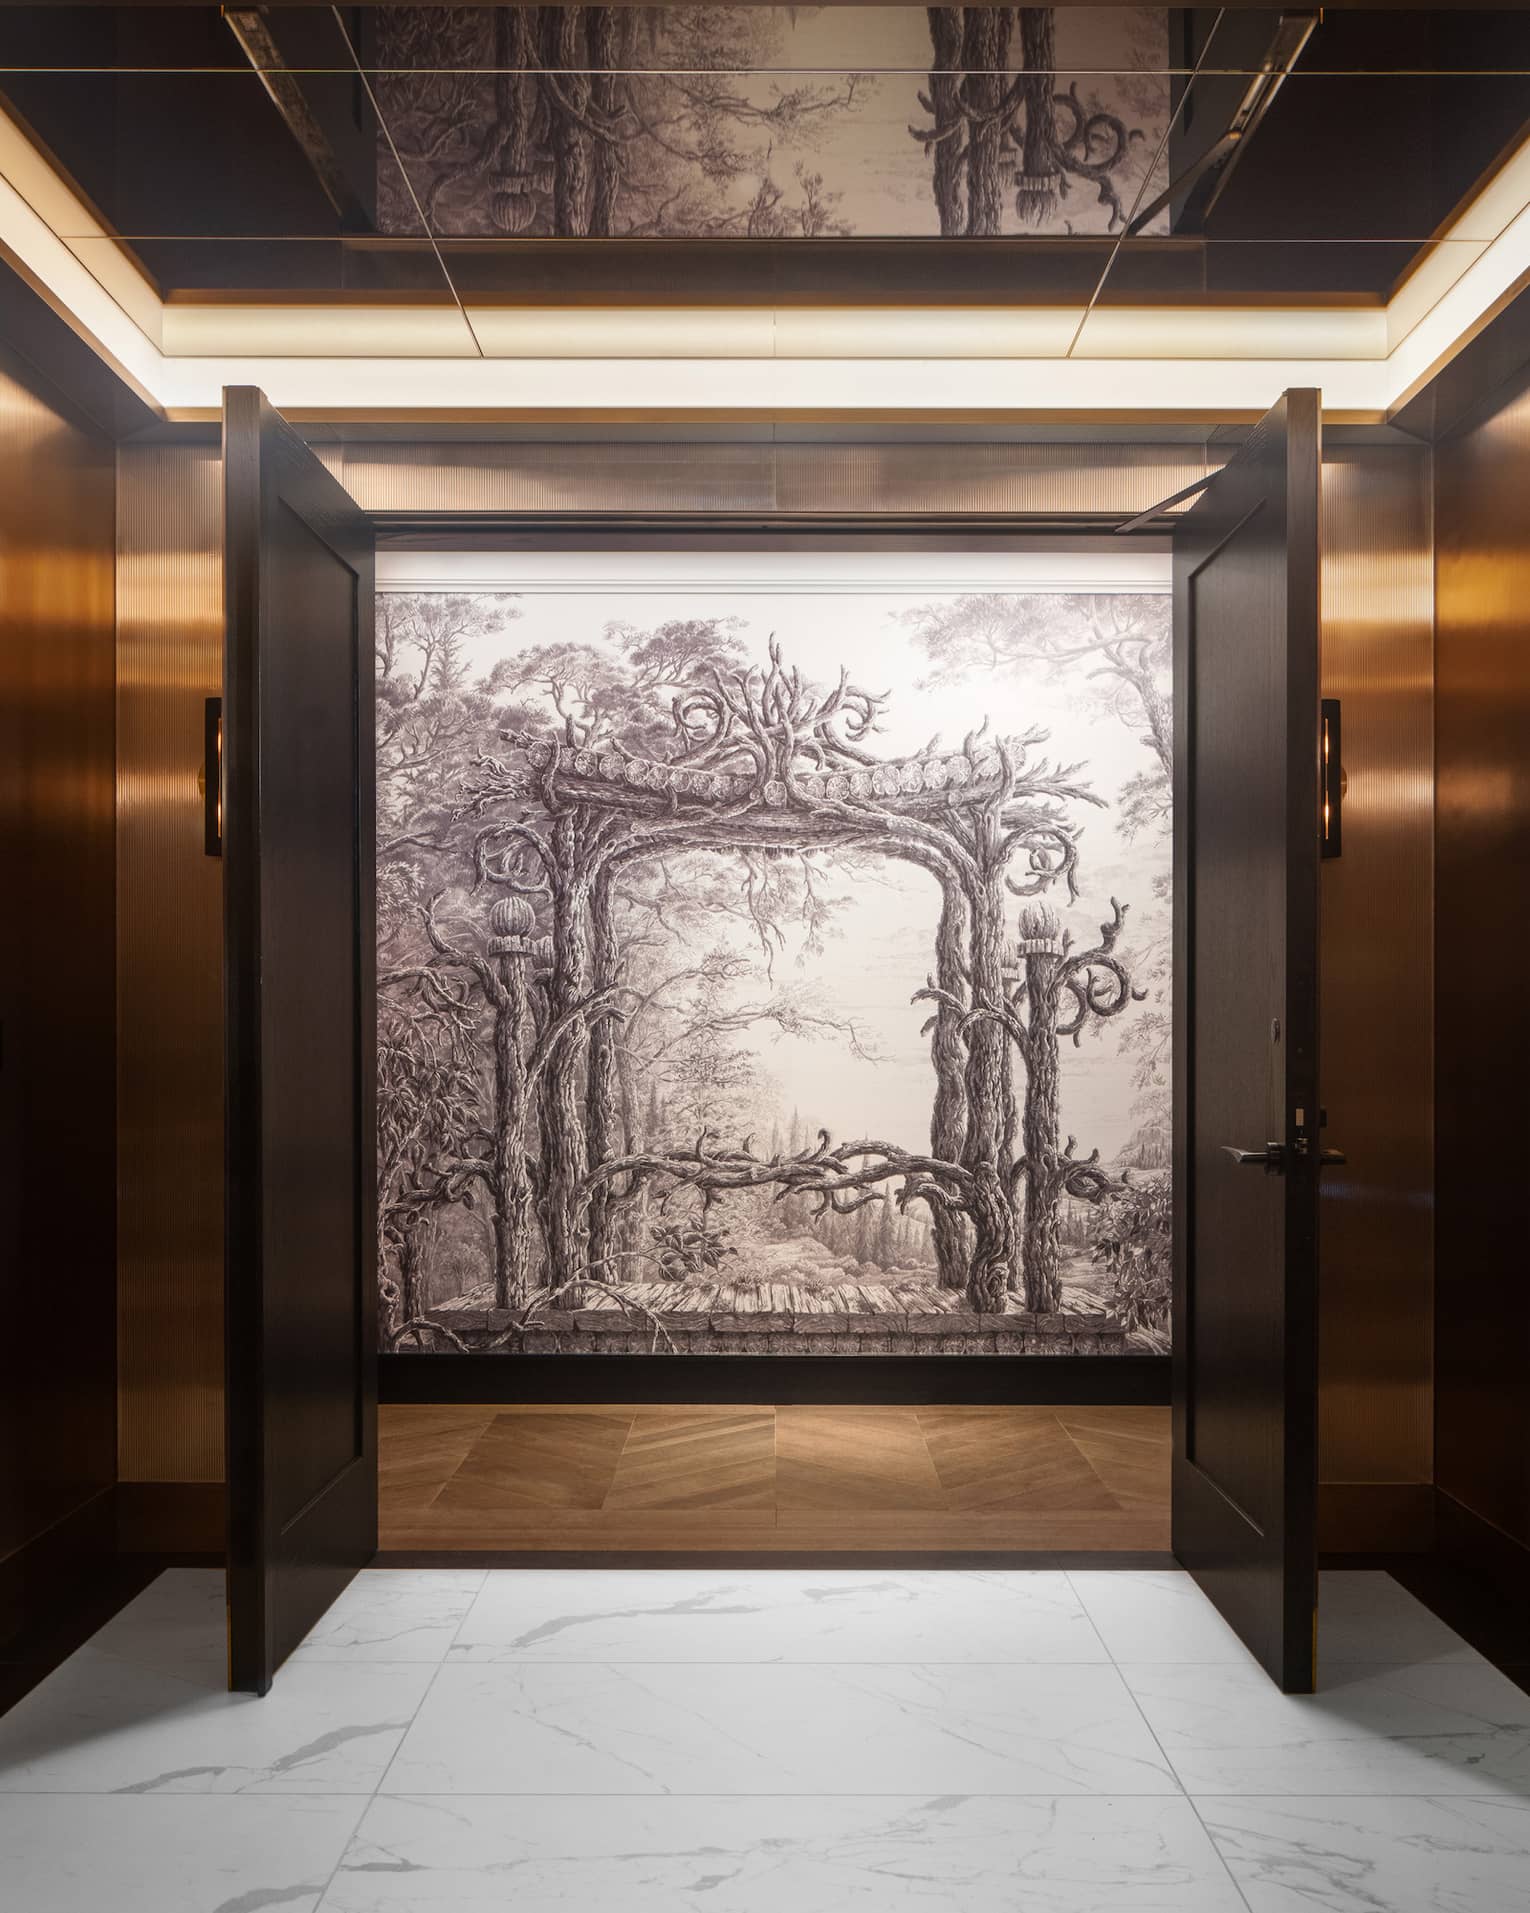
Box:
1171;388;1326;1693
223;386;377;1694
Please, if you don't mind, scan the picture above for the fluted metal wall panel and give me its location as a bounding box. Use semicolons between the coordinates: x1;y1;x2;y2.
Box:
773;441;1214;516
1318;445;1435;1492
325;439;1213;518
116;443;225;1484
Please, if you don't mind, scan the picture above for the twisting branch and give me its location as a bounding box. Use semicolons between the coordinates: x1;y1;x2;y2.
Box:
1055;897;1148;1042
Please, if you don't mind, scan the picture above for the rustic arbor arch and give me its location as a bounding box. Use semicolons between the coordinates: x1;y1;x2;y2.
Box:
437;640;1138;1316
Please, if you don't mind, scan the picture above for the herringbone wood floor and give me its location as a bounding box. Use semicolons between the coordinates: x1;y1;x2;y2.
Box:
379;1403;1170;1551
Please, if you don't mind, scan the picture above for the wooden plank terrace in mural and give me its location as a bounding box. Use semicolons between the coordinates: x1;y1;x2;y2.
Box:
377;589;1173;1358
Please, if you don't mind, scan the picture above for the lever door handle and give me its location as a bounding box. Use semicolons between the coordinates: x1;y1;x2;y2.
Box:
1221;1143;1286;1173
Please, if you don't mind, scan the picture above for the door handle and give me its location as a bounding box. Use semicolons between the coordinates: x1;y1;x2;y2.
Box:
1221;1143;1286;1173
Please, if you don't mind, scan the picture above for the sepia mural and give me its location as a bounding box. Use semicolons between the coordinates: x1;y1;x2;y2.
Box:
374;5;1169;239
376;559;1172;1356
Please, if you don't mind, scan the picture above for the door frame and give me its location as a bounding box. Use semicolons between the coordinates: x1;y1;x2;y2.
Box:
368;518;1178;1410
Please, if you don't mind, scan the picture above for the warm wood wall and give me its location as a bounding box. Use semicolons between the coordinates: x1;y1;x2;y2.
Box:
0;348;117;1636
116;442;225;1492
1317;444;1436;1548
1434;372;1530;1565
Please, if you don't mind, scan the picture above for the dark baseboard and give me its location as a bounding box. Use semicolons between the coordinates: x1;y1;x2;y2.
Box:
115;1482;226;1557
0;1486;116;1651
379;1352;1171;1406
1317;1481;1435;1555
375;1548;1180;1570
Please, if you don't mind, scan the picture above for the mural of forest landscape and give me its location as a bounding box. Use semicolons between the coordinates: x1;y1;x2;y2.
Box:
375;6;1169;239
377;559;1173;1357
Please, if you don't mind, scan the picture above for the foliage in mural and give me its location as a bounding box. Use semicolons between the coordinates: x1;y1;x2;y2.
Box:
375;578;1172;1355
374;5;1168;239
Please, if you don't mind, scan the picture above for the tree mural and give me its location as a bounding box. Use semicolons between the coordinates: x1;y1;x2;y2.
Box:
375;593;1171;1354
902;588;1175;1172
377;5;866;238
374;6;1167;240
912;6;1148;235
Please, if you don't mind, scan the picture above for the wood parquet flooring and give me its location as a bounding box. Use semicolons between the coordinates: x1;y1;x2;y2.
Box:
380;1402;1171;1553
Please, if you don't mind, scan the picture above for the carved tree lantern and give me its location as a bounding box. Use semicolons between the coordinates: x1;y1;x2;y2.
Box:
486;894;550;964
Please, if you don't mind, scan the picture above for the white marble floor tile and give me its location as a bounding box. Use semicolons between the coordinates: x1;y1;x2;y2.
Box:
76;1568;227;1677
319;1793;1247;1912
1201;1795;1530;1912
1317;1572;1484;1665
0;1653;435;1794
1121;1658;1530;1798
383;1659;1179;1797
449;1568;1107;1664
1067;1571;1257;1665
0;1793;367;1913
293;1571;488;1663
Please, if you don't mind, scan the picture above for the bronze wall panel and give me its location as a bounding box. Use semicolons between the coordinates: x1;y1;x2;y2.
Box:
1318;444;1435;1498
1435;373;1530;1551
0;350;116;1630
116;442;225;1484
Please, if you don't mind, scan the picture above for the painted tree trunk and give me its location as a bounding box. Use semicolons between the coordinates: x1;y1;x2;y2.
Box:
541;813;593;1291
543;7;594;236
1020;946;1065;1313
587;7;633;237
925;7;967;236
491;4;541;220
491;958;536;1307
1014;7;1059;224
930;878;974;1287
583;870;622;1281
961;7;1015;236
398;1225;423;1330
961;822;1017;1308
966;1160;1015;1312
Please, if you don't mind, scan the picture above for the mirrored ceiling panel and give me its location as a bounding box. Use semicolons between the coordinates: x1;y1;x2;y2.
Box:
0;5;1526;318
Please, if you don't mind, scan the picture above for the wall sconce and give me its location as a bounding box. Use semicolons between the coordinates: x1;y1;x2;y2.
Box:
202;696;223;857
1320;698;1343;860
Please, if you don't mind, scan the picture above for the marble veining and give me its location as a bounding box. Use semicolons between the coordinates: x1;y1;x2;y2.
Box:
1;1566;1523;1911
1200;1795;1530;1912
447;1566;1108;1664
1120;1656;1530;1798
0;1653;434;1795
322;1793;1248;1911
382;1659;1180;1797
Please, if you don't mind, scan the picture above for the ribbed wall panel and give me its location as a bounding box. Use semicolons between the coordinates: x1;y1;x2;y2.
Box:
326;439;1213;518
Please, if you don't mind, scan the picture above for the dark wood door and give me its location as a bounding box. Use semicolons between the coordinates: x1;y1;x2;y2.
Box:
223;386;377;1695
1171;389;1323;1693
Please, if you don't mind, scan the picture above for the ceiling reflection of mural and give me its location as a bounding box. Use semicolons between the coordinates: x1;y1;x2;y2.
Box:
375;6;1169;240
